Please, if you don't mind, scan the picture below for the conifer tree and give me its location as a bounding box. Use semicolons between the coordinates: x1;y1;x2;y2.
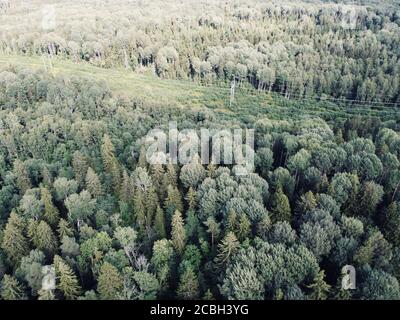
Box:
145;186;159;228
38;289;56;300
296;191;317;215
138;145;148;169
186;187;197;211
154;205;166;239
307;270;331;300
41;165;53;188
32;221;58;256
0;275;27;300
101;134;121;192
226;210;238;234
151;164;165;199
1;212;29;266
13;159;31;195
204;217;220;248
134;189;146;232
215;232;240;266
171;210;186;255
177;266;199;300
72;151;89;187
41;186;60;227
237;214;251;241
119;170;133;203
97;262;123;300
54;255;81;300
57;218;74;240
271;187;291;222
165;185;183;213
86;167;104;198
384;202;400;246
165;163;178;188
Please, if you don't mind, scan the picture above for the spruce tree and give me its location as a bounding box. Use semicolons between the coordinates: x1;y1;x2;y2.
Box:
97;262;123;300
54;255;81;300
204;217;220;248
171;210;186;255
154;205;166;239
86;167;104;198
101;134;121;192
57;218;74;240
307;270;331;300
13;159;31;195
271;187;291;223
165;163;178;188
134;189;146;232
177;266;199;300
0;275;27;300
32;221;58;256
186;187;197;211
119;170;133;203
165;185;183;213
1;212;29;266
237;214;251;241
215;232;240;266
72;151;89;187
41;186;60;227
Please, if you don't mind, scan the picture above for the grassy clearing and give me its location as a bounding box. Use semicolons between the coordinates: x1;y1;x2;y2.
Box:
0;54;398;124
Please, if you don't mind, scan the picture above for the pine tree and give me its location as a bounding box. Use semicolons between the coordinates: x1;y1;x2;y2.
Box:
171;210;186;255
154;205;166;239
237;214;251;241
1;212;29;266
13;159;31;195
215;232;240;266
86;167;104;198
54;255;81;300
57;218;74;240
97;262;123;300
177;266;199;300
307;270;331;300
0;275;27;300
271;187;291;223
41;187;60;227
32;221;58;256
186;187;197;210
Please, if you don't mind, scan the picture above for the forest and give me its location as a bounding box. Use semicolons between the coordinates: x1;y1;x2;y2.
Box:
0;0;400;301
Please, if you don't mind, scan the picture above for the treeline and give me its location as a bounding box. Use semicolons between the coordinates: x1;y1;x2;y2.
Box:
0;68;400;299
0;0;400;103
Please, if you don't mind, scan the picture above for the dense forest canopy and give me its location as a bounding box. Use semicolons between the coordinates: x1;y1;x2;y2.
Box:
0;0;400;301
